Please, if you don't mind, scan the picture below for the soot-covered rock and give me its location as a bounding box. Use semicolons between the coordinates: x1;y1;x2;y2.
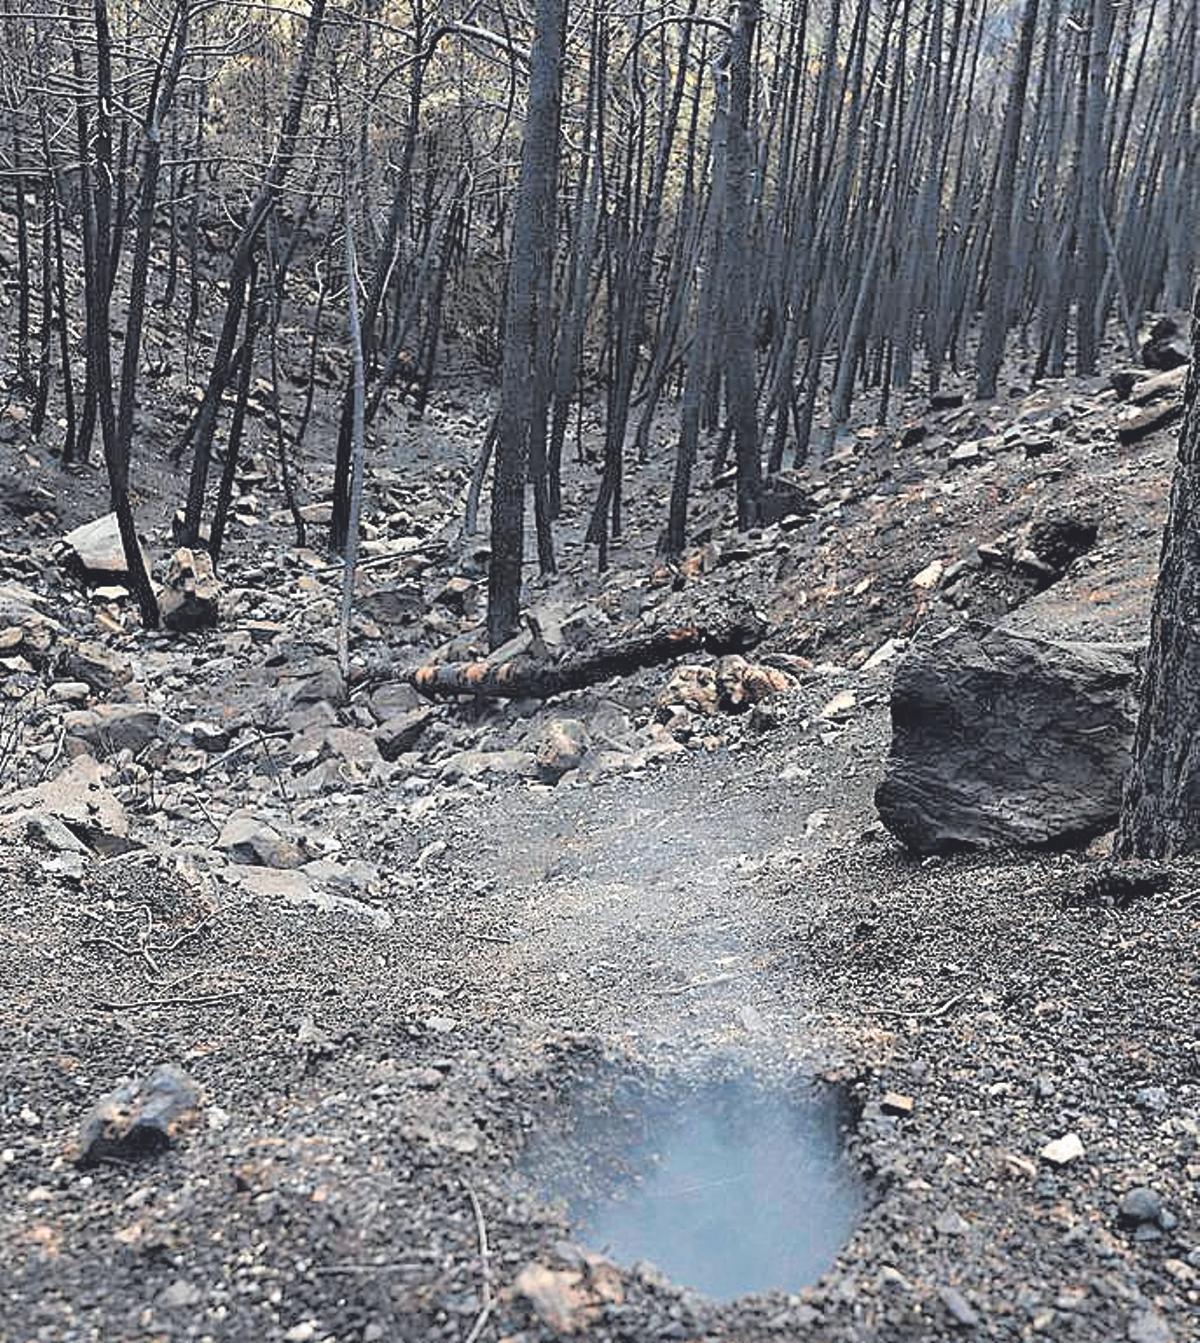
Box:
76;1065;201;1167
1141;316;1190;371
875;624;1140;853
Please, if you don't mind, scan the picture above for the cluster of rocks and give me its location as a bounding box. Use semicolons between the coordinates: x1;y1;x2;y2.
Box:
56;512;222;634
5;511;815;933
653;654;800;743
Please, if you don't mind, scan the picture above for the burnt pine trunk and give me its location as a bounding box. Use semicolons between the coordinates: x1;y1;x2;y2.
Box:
180;0;327;543
723;0;763;530
1117;294;1200;858
337;185;368;682
1074;0;1114;377
975;0;1039;401
487;0;565;649
84;0;160;628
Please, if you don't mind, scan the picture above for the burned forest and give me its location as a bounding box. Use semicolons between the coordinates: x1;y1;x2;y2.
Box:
2;0;1200;1340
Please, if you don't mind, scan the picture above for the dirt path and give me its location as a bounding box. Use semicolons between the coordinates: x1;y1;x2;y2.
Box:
423;680;881;1071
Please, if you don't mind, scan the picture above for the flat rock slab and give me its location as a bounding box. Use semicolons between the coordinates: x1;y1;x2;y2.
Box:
875;624;1141;853
1;755;130;851
61;513;149;582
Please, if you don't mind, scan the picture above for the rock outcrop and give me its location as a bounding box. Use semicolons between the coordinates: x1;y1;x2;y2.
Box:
875;624;1141;853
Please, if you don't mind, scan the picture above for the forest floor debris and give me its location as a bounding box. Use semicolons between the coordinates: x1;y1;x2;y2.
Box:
1;350;1198;1340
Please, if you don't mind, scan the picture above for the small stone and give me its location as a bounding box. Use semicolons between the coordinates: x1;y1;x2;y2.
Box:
49;681;91;704
881;1092;914;1116
63;705;174;756
657;665;720;717
435;576;477;614
939;1286;980;1328
819;689;857;721
935;1209;971;1236
188;720;232;753
863;638;904;671
370;681;424;719
158;1280;203;1310
217;813;306;869
61;513;149;582
1002;1152;1038;1179
375;708;433;762
438;749;539;783
948;442;981;465
2;755;129;848
287;658;346;707
534;718;591;782
912;560;945;591
284;1323;318;1343
358;584;425;627
319;726;380;768
402;1068;445;1091
1116;399;1184;444
1040;1132;1085;1167
26;814;89;855
76;1065;201;1167
1127;1309;1173;1343
1136;1085;1169;1114
58;639;132;694
514;1259;624;1335
877;1265;912;1293
1118;1186;1163;1227
714;655;796;711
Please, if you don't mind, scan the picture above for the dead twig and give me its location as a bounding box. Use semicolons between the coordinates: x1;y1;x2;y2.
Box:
91;989;245;1011
464;1182;494;1343
310;540;443;577
874;992;965;1021
312;1261;428;1276
200;730;291;776
254;721;293;817
81;909;219;982
158;909;221;953
96;849;156;868
37;723;66;781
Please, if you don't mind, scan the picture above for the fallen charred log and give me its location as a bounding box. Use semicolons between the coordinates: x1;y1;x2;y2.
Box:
406;606;768;700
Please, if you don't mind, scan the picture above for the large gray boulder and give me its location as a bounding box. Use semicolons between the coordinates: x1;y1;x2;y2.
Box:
875;624;1141;853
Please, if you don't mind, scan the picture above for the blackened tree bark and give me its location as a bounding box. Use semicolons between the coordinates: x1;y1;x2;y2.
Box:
976;0;1039;400
179;0;327;543
82;0;160;627
337;184;367;681
1117;295;1200;857
487;0;565;649
116;0;190;485
1074;0;1114;376
722;0;762;530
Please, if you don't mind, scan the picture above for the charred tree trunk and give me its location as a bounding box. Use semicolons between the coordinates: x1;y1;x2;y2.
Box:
1117;295;1200;857
487;0;565;648
179;0;327;543
976;0;1039;400
723;0;763;530
410;604;767;700
80;0;160;628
